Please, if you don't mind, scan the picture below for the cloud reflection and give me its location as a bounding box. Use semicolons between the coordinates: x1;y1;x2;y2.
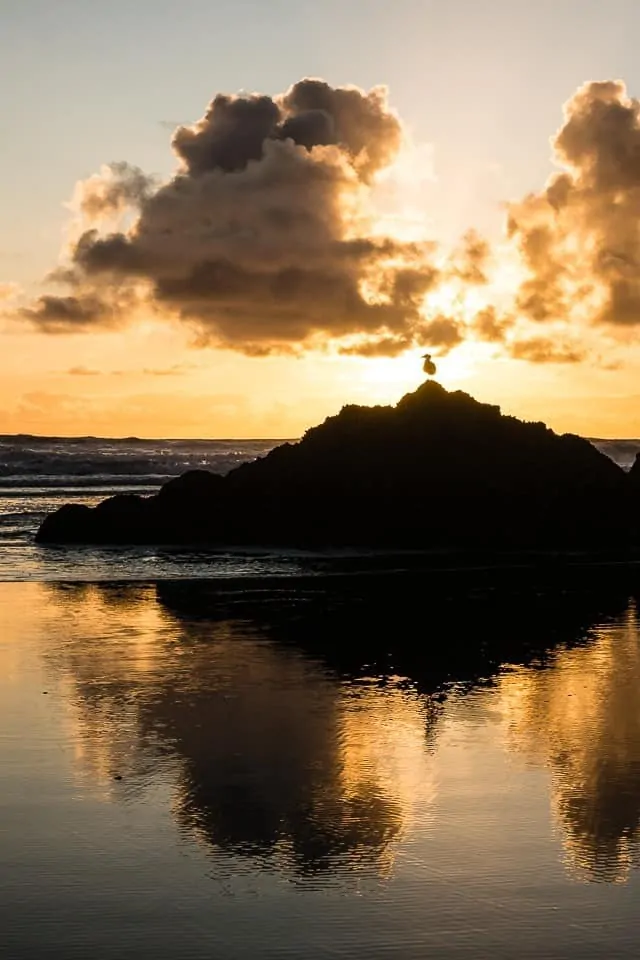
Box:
38;579;640;885
43;582;437;880
500;603;640;882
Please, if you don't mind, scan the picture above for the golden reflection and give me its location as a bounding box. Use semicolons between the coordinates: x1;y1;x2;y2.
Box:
499;603;640;882
10;580;640;886
35;582;438;880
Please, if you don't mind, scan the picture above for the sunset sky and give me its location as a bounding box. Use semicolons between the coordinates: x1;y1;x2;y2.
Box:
4;0;640;438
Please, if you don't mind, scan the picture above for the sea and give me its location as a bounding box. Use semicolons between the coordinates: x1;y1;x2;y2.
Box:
0;434;289;581
0;432;636;582
4;434;640;958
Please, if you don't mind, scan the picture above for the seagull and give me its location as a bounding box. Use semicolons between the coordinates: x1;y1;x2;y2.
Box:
422;353;437;376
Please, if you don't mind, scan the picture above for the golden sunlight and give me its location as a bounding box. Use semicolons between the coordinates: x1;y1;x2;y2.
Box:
349;352;424;404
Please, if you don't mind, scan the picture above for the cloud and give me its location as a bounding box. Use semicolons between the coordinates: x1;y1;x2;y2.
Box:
509;80;640;331
450;230;491;285
509;337;585;364
171;79;401;181
18;78;461;357
20;294;120;334
67;364;193;377
418;316;464;353
71;162;156;223
142;364;193;376
472;306;510;343
20;74;640;367
338;335;413;357
68;365;100;376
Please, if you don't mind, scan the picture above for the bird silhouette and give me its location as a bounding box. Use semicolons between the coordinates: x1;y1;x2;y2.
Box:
422;353;437;376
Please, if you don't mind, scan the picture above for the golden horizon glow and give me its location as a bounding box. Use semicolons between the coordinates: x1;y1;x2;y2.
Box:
2;331;640;439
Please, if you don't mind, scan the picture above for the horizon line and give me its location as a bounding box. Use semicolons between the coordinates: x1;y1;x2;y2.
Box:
1;431;640;444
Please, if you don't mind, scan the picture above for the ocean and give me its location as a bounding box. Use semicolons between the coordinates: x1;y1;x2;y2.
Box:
0;434;293;580
0;432;636;582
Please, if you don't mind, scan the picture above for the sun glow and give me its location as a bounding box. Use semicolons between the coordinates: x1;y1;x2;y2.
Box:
350;345;477;404
356;351;423;398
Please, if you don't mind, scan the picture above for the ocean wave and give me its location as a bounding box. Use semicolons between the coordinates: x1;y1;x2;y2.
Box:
589;439;640;471
0;476;170;490
0;436;280;568
0;436;280;481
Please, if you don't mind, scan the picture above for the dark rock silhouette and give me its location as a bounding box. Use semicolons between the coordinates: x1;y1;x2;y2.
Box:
36;380;638;550
628;452;640;489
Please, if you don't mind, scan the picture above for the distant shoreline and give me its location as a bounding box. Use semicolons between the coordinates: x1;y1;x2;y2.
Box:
1;431;640;443
0;433;295;444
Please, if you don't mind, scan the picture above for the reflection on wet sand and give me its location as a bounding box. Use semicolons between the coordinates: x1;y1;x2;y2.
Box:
500;603;640;882
33;580;640;885
42;582;438;879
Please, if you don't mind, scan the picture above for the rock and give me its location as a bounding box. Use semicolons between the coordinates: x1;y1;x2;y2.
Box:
628;452;640;488
158;469;225;501
36;381;639;551
36;503;95;544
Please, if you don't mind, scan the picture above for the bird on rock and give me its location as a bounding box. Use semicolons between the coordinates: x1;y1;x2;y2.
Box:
422;353;437;376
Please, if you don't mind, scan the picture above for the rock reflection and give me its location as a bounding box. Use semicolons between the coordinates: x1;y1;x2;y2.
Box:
40;579;640;885
43;582;437;879
500;602;640;882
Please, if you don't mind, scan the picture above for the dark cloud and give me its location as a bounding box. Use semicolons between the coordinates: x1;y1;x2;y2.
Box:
171;93;281;176
338;335;413;358
20;295;115;334
170;79;401;182
22;79;448;356
278;79;402;181
72;230;151;275
25;74;640;367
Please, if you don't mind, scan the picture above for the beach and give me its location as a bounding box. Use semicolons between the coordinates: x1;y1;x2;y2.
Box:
3;579;640;957
8;8;640;953
4;435;640;957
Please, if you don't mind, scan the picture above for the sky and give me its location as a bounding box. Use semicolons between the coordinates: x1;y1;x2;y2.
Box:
3;0;640;438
